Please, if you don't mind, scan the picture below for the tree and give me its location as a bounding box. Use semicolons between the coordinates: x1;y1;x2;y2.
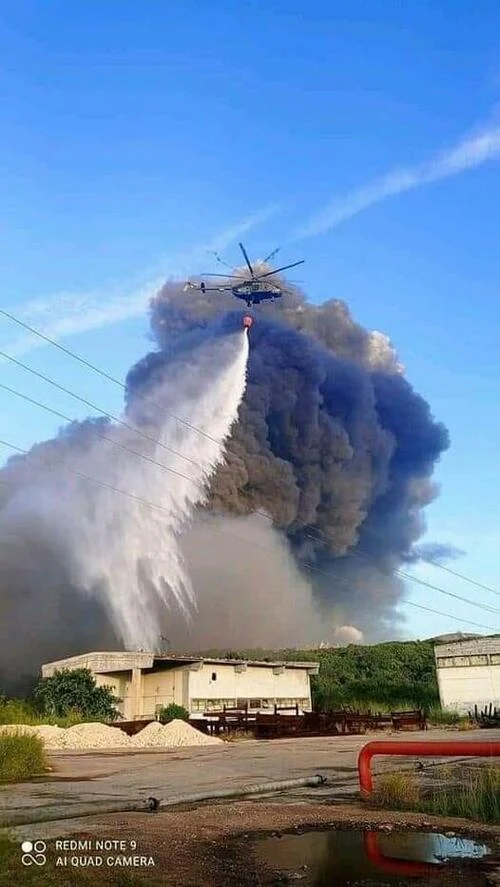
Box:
34;668;120;721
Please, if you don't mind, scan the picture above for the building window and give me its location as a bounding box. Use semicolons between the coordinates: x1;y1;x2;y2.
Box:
249;699;262;709
191;699;207;713
491;655;500;665
469;655;488;666
211;672;217;681
436;657;455;668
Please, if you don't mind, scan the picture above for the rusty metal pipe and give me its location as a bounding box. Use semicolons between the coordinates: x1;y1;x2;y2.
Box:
358;740;500;796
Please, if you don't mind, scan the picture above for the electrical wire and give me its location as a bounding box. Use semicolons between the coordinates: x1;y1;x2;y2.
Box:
0;380;195;485
2;370;500;621
0;434;499;635
423;559;500;599
0;308;224;445
2;306;500;626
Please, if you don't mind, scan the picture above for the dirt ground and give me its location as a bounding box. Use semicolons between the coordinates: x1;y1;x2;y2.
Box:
2;729;499;885
3;727;498;828
5;799;499;886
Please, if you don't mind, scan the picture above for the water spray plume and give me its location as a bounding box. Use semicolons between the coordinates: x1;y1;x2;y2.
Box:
0;326;249;678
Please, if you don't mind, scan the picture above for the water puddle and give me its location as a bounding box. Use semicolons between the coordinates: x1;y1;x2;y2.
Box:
254;829;493;885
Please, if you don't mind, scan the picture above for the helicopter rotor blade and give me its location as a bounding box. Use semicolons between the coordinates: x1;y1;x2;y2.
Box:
262;246;281;264
239;242;254;276
199;273;249;280
257;259;305;279
210;250;232;269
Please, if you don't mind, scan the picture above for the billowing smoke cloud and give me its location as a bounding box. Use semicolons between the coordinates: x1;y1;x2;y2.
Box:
144;278;449;643
0;272;449;687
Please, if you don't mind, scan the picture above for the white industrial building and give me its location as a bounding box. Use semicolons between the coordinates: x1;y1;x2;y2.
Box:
41;651;319;721
434;634;500;714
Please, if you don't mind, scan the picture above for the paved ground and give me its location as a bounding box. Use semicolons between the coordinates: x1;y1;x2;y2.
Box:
1;728;498;832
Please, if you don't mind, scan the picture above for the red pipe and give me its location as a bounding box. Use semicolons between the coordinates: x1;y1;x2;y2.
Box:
358;740;500;795
363;831;452;878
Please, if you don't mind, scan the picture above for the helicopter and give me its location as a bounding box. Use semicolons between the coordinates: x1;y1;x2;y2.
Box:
184;242;304;307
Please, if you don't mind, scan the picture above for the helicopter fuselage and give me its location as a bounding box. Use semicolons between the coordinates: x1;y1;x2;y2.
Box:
199;279;283;306
232;281;282;305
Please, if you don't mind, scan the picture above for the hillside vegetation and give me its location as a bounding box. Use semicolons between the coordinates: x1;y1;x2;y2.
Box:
203;640;439;711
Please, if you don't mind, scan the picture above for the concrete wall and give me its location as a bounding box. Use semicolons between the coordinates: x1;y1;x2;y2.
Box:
94;671;131;719
41;651;154;677
140;669;190;719
188;663;312;713
435;636;500;714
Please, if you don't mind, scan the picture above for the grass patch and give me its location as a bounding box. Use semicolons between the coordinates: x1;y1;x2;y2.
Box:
374;764;500;824
423;765;500;823
427;707;469;727
0;732;47;783
374;771;420;808
0;700;95;728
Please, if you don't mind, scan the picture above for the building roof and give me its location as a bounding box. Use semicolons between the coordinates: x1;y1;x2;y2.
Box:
434;633;500;646
41;650;320;677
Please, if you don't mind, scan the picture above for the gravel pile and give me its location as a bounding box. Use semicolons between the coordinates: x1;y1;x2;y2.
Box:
0;719;222;750
61;722;134;749
132;719;223;749
0;722;132;750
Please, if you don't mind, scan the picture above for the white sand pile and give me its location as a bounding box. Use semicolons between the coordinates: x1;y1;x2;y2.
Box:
0;724;65;743
0;722;132;750
132;719;223;748
62;722;133;750
0;719;222;750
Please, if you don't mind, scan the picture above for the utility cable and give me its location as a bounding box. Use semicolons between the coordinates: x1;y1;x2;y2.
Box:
0;308;224;445
0;436;498;635
1;367;500;621
2;307;500;614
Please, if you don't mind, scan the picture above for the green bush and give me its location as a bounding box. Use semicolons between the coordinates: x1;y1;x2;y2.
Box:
0;731;47;783
34;668;120;721
158;703;189;722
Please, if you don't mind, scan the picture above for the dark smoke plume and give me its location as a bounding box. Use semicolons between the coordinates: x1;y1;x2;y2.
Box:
0;273;449;686
143;279;449;641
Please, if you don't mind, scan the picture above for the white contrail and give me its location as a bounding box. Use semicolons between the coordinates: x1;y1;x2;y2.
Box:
293;123;500;239
0;205;278;359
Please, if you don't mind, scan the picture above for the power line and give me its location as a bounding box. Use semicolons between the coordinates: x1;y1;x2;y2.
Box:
334;546;500;617
2;306;500;624
399;598;498;631
0;308;225;446
0;381;196;485
0;435;499;635
0;349;219;472
3;365;500;620
396;568;500;616
424;559;500;599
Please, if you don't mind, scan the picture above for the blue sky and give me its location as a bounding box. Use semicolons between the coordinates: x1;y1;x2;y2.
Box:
1;0;500;641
